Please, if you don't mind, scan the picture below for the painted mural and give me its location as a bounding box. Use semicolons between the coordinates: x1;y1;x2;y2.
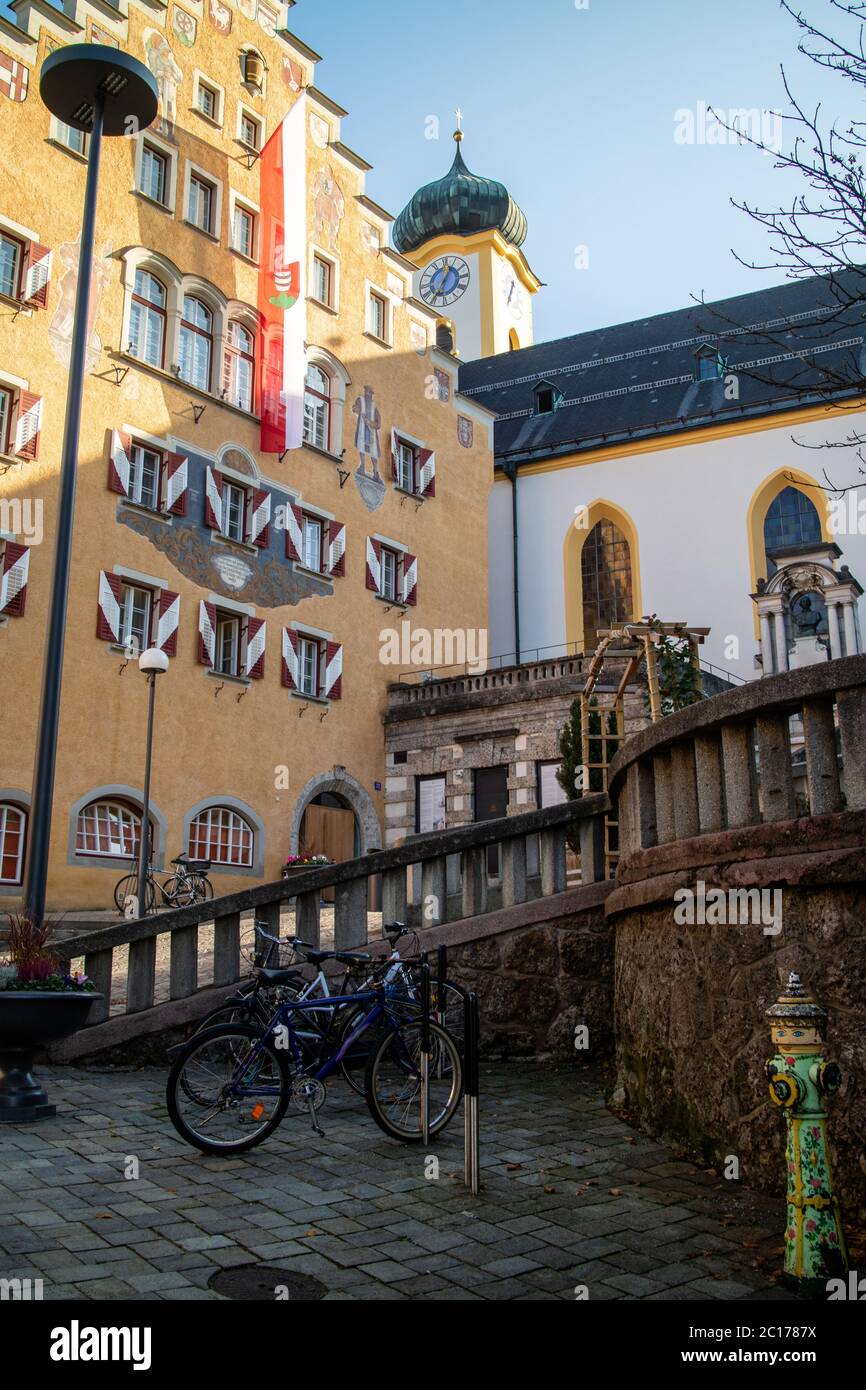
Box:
281;56;304;93
207;0;232;36
143;29;183;139
314;167;345;251
352;386;385;512
172;7;198;49
88;22;120;48
48;238;113;373
458;415;474;449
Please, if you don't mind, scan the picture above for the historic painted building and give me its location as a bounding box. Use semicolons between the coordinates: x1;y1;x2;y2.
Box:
0;0;493;910
393;137;866;689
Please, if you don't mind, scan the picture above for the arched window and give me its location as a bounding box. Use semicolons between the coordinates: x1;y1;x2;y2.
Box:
581;519;634;650
188;806;254;867
179;295;213;391
0;803;26;884
303;363;330;450
224;321;255;412
763;486;822;576
129;269;166;367
75;800;143;859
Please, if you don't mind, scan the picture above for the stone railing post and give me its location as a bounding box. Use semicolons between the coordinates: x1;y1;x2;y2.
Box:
670;742;699;840
461;846;488;918
837;686;866;810
421;855;447;927
170;923;198;1001
652;750;675;844
694;731;724;833
579;811;606;884
127;937;156;1015
296;891;321;947
721;722;757;829
213;912;240;987
539;826;567;896
334;876;368;949
500;836;527;907
381;866;408;925
756;712;796;821
802;699;843;816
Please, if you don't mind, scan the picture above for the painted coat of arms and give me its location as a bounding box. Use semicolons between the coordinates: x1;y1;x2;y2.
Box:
172;7;197;48
208;0;232;35
457;416;474;449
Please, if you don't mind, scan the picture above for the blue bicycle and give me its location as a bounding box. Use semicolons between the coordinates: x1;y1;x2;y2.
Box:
165;959;463;1154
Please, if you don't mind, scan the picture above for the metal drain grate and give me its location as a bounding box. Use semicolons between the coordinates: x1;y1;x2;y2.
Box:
208;1265;327;1301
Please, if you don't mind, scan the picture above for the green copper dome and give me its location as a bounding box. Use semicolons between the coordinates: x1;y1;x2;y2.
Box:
393;134;527;254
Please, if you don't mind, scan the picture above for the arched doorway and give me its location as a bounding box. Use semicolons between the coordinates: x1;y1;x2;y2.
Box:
300;792;357;902
290;769;381;858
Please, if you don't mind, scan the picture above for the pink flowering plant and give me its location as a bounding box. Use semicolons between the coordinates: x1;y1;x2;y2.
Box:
284;853;333;867
0;913;94;992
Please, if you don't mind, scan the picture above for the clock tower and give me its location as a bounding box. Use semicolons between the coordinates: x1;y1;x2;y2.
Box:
392;124;540;361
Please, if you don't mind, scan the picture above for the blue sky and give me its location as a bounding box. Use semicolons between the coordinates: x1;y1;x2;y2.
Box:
291;0;844;342
5;0;851;342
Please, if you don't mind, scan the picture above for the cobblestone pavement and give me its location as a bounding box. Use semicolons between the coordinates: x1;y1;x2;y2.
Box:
0;1063;799;1302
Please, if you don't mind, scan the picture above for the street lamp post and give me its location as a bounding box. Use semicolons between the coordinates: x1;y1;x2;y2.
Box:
24;47;158;926
136;649;169;919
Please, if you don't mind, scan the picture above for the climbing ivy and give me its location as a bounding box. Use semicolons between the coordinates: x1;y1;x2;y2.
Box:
653;636;703;716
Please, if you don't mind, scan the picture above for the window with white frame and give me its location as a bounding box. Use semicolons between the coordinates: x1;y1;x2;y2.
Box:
119;582;153;654
76;800;143;859
312;254;333;308
380;545;398;601
129;269;167;367
188;172;217;234
0;231;22;300
0;802;26;885
224;320;255;412
188;805;253;867
301;513;323;572
55;122;87;156
238;109;262;151
139;141;169;205
215;612;241;676
395;439;417;494
303;364;330;450
0;385;11;454
221;480;246;542
232;201;256;258
195;77;221;123
127;442;163;511
298;635;320;696
179;295;213;390
368;289;387;341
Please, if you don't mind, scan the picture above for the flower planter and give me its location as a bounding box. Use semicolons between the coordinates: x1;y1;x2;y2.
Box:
0;992;100;1123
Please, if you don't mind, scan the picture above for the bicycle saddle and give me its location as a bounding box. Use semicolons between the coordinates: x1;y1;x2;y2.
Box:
256;967;306;986
301;947;372;966
171;853;189;864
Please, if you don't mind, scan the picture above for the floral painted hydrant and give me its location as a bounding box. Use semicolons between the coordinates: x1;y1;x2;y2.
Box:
765;972;848;1295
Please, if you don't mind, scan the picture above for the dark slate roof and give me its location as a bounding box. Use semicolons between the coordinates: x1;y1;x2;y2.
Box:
393;137;527;255
458;271;866;466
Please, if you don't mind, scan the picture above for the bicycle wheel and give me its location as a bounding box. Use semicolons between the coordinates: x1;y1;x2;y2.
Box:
365;1019;462;1143
166;1024;290;1155
337;999;386;1096
162;874;199;908
114;873;155;915
194;873;214;901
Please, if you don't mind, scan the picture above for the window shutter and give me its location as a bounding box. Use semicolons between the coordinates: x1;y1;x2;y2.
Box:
204;466;223;529
245;616;266;678
365;537;382;592
222;344;234;400
107;429;132;496
249;488;271;548
0;542;30;616
419;448;436;498
390;426;399;482
281;626;299;689
327;519;346;577
155;589;179;656
96;571;123;642
198;599;217;666
164;452;188;515
23;243;52;308
402;552;418;607
284;502;304;562
324;640;343;700
13;393;42;461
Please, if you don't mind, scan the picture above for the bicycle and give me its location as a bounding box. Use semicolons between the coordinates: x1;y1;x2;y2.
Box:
165;959;463;1154
114;852;213;916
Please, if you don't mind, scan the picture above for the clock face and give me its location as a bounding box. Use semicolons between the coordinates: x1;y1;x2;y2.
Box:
500;261;525;319
420;256;470;308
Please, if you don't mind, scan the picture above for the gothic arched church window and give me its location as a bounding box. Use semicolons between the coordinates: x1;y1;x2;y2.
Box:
763;485;821;576
580;519;634;651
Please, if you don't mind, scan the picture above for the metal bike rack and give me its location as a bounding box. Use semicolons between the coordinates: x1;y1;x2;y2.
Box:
463;991;480;1197
419;956;431;1146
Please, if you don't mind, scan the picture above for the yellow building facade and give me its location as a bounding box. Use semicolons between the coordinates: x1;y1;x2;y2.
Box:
0;0;493;910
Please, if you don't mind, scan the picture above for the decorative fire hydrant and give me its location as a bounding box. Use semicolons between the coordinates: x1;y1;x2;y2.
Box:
765;972;848;1295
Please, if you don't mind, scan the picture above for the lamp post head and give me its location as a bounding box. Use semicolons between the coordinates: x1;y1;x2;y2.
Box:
139;648;169;675
40;44;159;136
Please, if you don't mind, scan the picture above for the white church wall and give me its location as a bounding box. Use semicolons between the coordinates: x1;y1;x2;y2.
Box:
489;409;866;682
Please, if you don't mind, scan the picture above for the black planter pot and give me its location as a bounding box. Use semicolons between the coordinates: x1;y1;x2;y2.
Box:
0;992;100;1123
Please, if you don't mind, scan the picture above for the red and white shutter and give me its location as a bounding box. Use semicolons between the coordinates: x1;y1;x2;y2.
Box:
23;243;52;308
204;466;223;530
402;552;418;607
198;599;217;667
155;590;179;657
365;537;382;593
244;616;266;678
164;452;188;515
249;488;271;548
107;429;132;496
419;448;436;498
390;427;399;482
324;641;343;700
14;393;42;461
284;502;304;562
281;627;299;690
96;571;123;642
0;542;30;616
327;519;346;577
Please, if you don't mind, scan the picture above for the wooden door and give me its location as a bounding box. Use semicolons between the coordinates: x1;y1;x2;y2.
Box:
302;804;355;902
474;766;508;877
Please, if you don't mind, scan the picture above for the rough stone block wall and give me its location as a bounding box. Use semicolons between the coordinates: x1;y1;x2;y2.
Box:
444;908;614;1062
613;885;866;1225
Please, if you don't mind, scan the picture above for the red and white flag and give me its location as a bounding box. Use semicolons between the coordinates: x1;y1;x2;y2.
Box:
259;95;307;455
